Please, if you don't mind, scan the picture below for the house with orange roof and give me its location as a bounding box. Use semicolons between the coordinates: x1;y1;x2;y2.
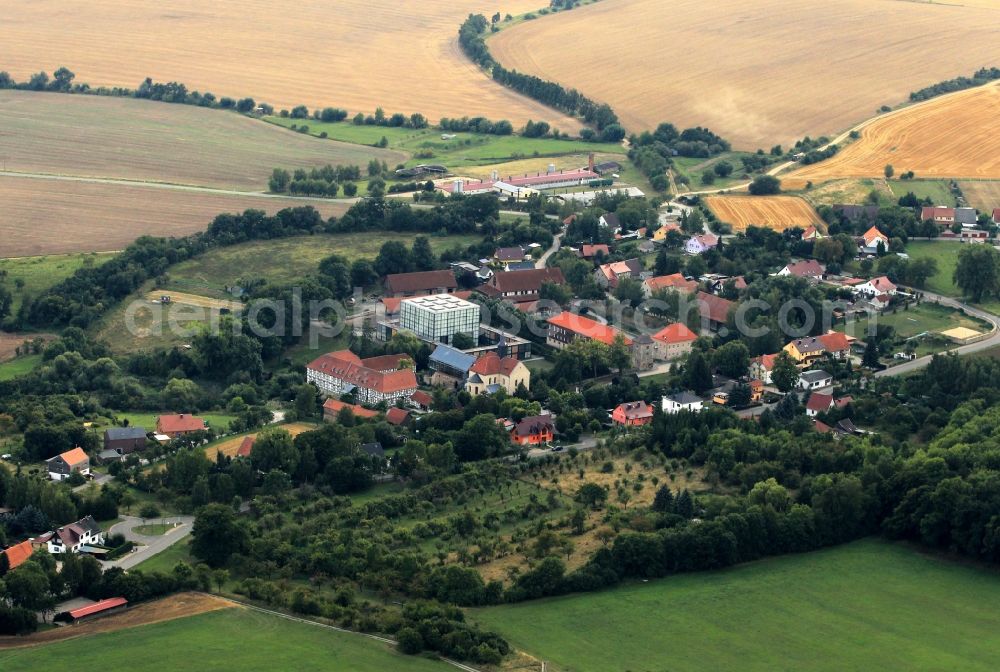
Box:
643;273;699;298
45;447;90;481
546;312;633;350
651;323;697;361
307;350;417;405
859;226;889;255
817;331;852;359
750;353;779;384
465;352;530;396
385;407;412;426
653;221;681;242
2;539;35;573
595;259;642;289
323;398;380;423
156;414;208;439
801;225;823;241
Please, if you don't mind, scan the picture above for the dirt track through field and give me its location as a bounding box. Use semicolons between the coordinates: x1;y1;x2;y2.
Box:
705;195;822;232
0;0;577;131
784;84;1000;187
0;593;233;649
489;0;1000;147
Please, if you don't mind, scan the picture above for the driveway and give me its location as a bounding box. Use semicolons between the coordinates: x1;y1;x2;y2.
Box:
525;434;599;459
106;514;195;570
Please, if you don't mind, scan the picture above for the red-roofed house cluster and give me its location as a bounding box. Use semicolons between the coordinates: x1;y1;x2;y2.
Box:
307;350;417;405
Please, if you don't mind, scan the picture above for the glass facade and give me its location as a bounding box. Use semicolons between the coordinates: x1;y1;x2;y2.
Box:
400;294;479;344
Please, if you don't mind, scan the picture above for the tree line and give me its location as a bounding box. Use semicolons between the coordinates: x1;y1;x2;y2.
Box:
909;66;1000;102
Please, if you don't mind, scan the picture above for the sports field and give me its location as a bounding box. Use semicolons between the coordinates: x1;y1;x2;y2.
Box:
0;91;403;191
785;84;1000;187
0;605;452;672
471;539;1000;672
0;177;349;257
0;0;575;131
488;0;1000;147
704;195;822;232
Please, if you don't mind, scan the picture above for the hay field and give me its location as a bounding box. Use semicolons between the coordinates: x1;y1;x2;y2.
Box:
0;0;576;131
705;195;822;232
0;91;402;190
784;84;1000;187
959;181;1000;212
0;177;348;257
489;0;1000;147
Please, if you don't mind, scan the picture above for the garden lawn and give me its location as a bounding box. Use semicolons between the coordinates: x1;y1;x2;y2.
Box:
904;241;961;297
0;606;453;672
470;538;1000;672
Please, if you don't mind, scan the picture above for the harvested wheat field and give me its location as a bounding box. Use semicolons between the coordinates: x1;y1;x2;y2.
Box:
784;84;1000;188
0;0;576;131
0;177;348;258
205;423;318;461
0;91;403;190
959;181;1000;213
143;290;243;313
0;593;232;649
489;0;1000;147
705;195;822;232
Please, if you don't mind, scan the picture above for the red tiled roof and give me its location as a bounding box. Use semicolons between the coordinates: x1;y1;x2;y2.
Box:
323;398;379;419
547;312;633;346
385;407;411;425
237;436;255;458
862;226;888;245
813;420;834;434
613;401;654;421
645;273;698;294
651;323;697;345
157;414;207;434
920;206;955;221
470;352;521;377
818;331;851;353
580;244;610;258
57;446;89;467
753;353;778;371
696;291;734;324
782;260;824;278
384;270;456;294
867;276;897;293
480;268;564;297
802;225;819;239
69;597;128;620
308;351;417;396
410;390;433;407
835;395;854;408
993;208;1000;221
806;393;835;413
2;540;34;571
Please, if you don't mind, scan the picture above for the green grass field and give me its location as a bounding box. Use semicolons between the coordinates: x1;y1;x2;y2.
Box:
672;152;755;191
0;607;452;672
471;539;1000;672
0;354;42;381
112;412;237;434
890;179;956;206
265;117;623;168
905;241;961;296
838;302;988;340
133;538;194;574
0;252;115;314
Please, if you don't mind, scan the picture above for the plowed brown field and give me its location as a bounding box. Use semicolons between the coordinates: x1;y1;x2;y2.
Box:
705;196;822;232
784;84;1000;187
0;0;576;131
489;0;1000;147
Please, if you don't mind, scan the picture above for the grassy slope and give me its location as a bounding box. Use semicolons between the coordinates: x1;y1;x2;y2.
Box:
0;252;115;315
114;412;238;433
471;539;1000;672
0;608;452;672
0;355;42;381
889;179;956;206
133;538;194;574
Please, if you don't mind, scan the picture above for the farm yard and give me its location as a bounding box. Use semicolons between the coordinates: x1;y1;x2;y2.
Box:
0;0;575;131
0;601;454;672
470;539;1000;672
0;177;349;257
0;91;403;191
704;195;822;232
785;84;1000;187
959;181;1000;212
488;0;1000;148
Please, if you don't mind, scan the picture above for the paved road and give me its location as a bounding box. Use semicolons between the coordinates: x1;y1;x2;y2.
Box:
536;225;566;268
72;473;113;493
525;434;599;459
107;515;195;570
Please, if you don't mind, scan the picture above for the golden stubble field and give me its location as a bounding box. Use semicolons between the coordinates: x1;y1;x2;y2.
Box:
784;84;1000;188
0;177;348;257
705;195;822;232
0;91;404;191
489;0;1000;147
959;181;1000;212
0;0;577;131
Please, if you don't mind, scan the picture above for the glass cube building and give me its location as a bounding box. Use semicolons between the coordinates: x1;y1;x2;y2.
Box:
400;294;480;344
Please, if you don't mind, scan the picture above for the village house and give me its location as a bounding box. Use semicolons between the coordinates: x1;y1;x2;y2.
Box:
465;351;531;396
384;269;458;298
685;233;719;255
705;275;747;295
546;312;633;350
45;447;90;481
577;244;611;261
750;353;778;384
35;516;104;555
478;267;566;310
307;350;417;405
2;539;35;572
776;259;825;281
955;207;977;228
385;407;412;426
801;225;823;241
858;226;890;255
817;331;852;359
798;369;834;390
643;273;699;298
695;291;734;332
510;414;555;446
494;246;527;268
156;414;208;439
651;322;698;361
103;427;147;455
920;206;956;226
612;401;655;427
598;212;621;230
595;258;643;289
854;275;897;299
662;391;704;414
653;221;681;243
409;390;434;411
323;398;380;423
833;204;880;223
805;392;835;417
783;337;827;367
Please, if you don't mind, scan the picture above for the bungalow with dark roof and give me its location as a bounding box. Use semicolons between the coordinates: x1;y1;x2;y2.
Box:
661;391;704;414
384;270;457;298
46;447;90;481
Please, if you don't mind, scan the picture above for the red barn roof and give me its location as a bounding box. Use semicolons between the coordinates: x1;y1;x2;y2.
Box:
323;398;379;419
236;436;255;458
157;414;207;434
2;540;34;571
385;407;411;426
69;597;128;620
57;446;89;467
547;312;632;346
651;323;697;345
696;291;734;324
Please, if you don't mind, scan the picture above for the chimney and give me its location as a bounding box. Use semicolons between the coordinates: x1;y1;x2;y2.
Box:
588;152;595;172
454;180;463;194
